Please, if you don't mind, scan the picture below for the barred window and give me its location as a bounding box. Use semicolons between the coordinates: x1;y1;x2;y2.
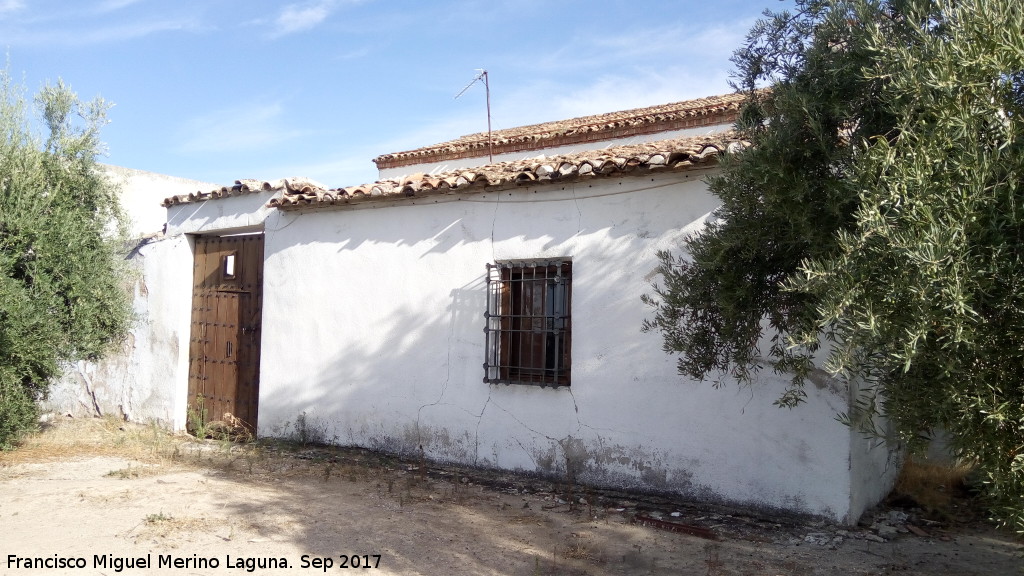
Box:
484;260;571;387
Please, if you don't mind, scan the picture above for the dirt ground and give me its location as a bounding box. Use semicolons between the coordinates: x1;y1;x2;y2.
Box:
0;418;1021;576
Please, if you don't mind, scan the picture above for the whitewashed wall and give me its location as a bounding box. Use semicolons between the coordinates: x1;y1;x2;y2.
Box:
102;165;215;237
254;171;898;523
43;234;194;428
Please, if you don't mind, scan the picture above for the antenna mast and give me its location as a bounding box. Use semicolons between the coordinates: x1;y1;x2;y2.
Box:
454;69;492;163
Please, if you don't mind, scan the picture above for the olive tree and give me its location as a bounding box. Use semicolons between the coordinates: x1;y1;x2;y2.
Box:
644;0;1024;530
0;71;130;448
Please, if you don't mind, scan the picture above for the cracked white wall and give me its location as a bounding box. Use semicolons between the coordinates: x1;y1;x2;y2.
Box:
45;235;193;426
253;170;899;523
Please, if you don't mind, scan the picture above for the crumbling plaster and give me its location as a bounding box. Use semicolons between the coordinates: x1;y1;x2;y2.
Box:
44;234;193;428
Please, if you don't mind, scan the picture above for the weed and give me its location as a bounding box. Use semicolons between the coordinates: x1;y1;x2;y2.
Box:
292;411;328;446
145;511;171;524
451;480;466;504
244;445;264;475
418;444;426;484
186;397;209;440
216;435;234;454
585;487;596;519
106;467;139;479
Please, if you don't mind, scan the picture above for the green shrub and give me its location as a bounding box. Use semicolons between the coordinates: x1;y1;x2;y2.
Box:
0;70;130;448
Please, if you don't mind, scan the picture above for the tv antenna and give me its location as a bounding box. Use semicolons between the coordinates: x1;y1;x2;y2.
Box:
454;69;492;163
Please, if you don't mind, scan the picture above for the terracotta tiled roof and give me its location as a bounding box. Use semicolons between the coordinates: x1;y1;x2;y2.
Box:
268;132;747;211
372;93;745;170
161;177;327;207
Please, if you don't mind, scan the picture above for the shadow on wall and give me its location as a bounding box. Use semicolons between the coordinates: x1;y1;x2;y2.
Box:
251;178;866;519
262;176;716;256
258;275;488;456
257;217;706;493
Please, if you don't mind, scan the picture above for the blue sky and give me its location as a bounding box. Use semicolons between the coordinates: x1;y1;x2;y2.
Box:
1;0;792;188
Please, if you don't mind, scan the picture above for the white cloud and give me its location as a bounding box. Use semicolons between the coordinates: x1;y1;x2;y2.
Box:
594;22;749;60
176;102;307;156
549;68;733;118
0;0;25;15
259;153;379;187
271;1;335;38
263;0;368;38
95;0;141;12
335;46;370;61
79;19;195;43
471;64;732;140
529;19;754;81
0;16;198;46
474;19;755;130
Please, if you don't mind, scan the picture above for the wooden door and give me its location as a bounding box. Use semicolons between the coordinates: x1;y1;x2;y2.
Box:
187;235;264;434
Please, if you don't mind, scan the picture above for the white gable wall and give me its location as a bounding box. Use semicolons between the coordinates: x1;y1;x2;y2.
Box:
102;164;217;236
254;171;894;522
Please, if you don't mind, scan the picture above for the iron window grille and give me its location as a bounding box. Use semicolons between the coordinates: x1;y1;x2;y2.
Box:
484;259;571;387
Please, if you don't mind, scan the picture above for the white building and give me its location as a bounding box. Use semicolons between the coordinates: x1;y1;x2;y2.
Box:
63;94;901;523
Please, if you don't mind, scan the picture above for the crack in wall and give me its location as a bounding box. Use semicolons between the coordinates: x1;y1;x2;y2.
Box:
472;390;492;466
578;422;629;436
510;435;540;469
488;192;501;262
567;387;582;425
414;295;459;447
489;398;561;443
489;397;584;480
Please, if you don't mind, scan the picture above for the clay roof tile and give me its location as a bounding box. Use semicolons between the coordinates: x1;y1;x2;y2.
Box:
372;92;746;170
267;131;748;211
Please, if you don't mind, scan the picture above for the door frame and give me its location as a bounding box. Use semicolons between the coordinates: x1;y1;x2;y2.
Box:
186;233;265;435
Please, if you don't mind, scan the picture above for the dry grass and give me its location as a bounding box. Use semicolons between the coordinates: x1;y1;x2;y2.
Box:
138;513;220;539
0;417;248;479
509;513;544;525
891;456;975;514
0;416;392;488
0;417;183;466
105;464;164;479
562;542;592;560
